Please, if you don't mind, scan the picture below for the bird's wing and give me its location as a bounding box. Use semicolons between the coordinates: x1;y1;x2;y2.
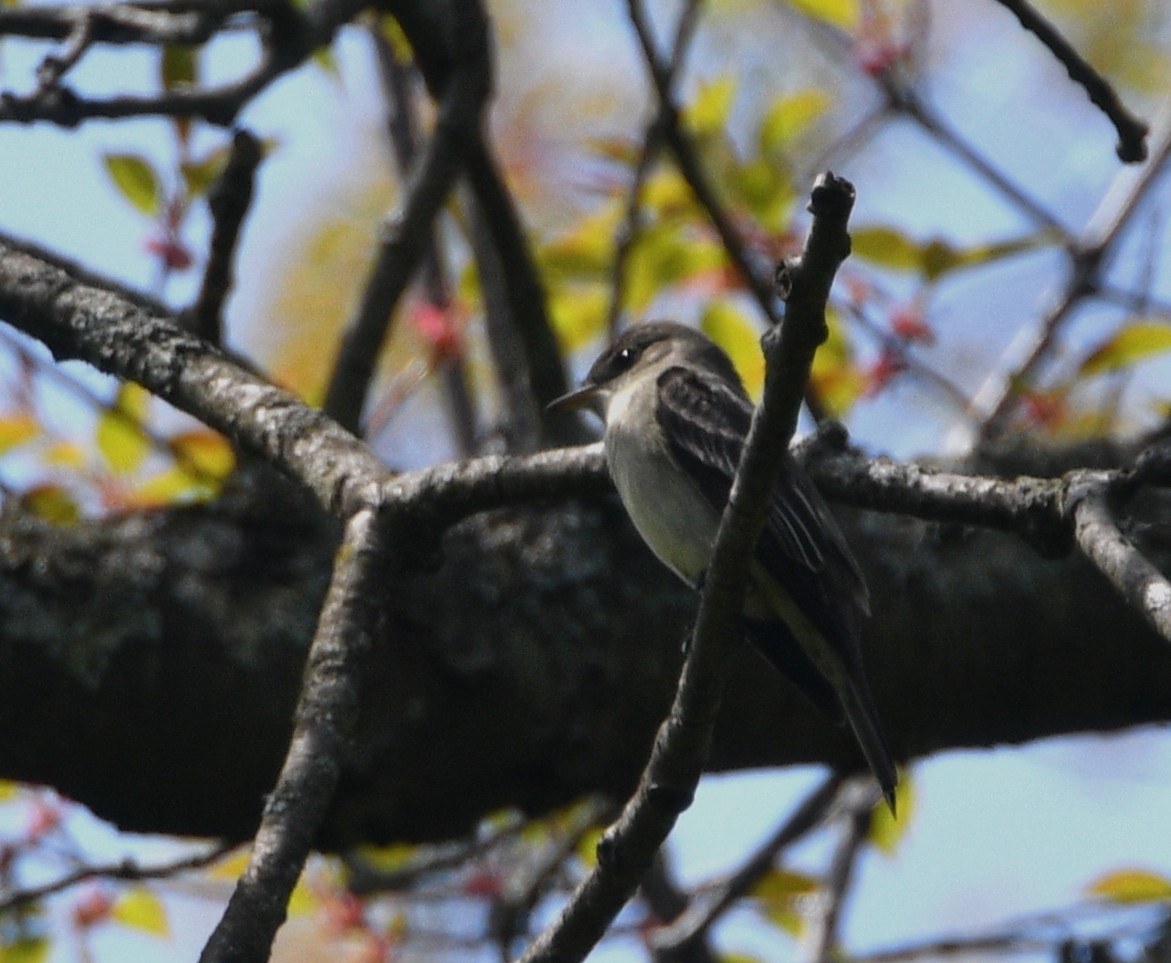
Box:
654;365;867;600
655;364;895;806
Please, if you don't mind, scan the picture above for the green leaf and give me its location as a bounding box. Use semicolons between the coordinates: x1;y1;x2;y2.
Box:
853;225;1056;280
759;89;830;155
701;300;763;399
160;45;196;91
0;938;51;963
180;147;230;197
22;484;80;524
1078;321;1171;376
111;887;169;937
684;75;737;138
549;284;609;353
810;307;865;416
96;383;151;475
102;153;162;217
784;0;859;30
869;770;914;855
725;156;795;230
851;225;923;272
750;868;819;935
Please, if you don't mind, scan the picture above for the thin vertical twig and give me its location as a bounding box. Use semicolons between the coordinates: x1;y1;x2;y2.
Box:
369;20;479;456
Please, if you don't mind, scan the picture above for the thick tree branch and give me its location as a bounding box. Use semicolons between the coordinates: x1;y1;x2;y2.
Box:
0;233;387;515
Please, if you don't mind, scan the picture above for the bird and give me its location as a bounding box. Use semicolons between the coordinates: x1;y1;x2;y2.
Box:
549;321;897;810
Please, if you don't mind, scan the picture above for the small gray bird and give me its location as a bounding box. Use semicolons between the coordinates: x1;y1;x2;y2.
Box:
550;321;897;809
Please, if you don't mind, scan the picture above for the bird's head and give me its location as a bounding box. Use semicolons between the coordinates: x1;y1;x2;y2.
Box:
548;321;742;419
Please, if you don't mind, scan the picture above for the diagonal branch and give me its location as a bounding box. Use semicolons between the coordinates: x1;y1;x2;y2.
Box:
518;174;854;963
991;0;1149;163
198;506;388;963
651;772;847;953
322;0;491;434
1068;476;1171;645
0;0;358;126
0;233;388;515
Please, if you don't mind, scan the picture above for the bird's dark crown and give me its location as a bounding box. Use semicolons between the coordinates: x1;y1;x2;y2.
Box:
587;321;744;390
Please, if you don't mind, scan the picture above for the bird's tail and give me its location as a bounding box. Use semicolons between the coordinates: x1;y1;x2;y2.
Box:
838;670;899;815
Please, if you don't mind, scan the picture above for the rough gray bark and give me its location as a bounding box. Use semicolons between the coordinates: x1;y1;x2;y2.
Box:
1;440;1167;849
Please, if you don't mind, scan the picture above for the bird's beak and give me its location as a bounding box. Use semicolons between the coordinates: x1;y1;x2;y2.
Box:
546;381;600;412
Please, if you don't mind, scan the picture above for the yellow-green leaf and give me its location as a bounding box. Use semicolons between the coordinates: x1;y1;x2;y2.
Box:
810;308;865;417
43;441;86;468
751;868;819;935
1079;321;1171;377
851;226;924;272
759;89;831;155
96;383;151;475
206;848;250;880
22;484;80;524
0;413;38;454
180;147;230;197
540;207;620;281
287;870;323;918
726;156;793;230
102;154;162;218
160;45;196;91
124;468;208;507
1086;869;1171;904
378;15;414;62
0;938;51;963
701;301;764;399
550;285;609;354
111;887;169;937
169;430;235;480
784;0;859;30
869;770;914;856
576;826;604;869
684;76;737;138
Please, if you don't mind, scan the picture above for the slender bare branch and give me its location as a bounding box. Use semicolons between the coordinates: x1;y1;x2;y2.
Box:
652;772;847;952
804;780;876;963
183;128;263;345
322;0;491;434
606;0;702;336
0;0;357;126
518;174;854;963
0;841;236;913
991;0;1148;162
972;101;1171;439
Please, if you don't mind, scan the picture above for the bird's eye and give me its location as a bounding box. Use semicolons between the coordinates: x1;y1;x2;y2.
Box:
613;346;639;370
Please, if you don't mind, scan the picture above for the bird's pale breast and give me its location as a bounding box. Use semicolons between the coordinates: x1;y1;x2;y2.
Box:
603;375;721;588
